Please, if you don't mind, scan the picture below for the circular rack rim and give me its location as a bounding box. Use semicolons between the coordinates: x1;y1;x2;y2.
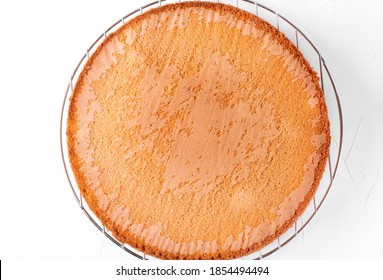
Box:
60;0;343;260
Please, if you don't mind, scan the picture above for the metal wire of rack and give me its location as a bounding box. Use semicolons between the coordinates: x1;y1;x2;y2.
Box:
60;0;343;260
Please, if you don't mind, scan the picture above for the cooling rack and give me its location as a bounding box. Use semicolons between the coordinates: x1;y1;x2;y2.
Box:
60;0;343;260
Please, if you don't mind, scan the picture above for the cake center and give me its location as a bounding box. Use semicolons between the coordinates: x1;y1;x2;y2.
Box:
140;52;282;198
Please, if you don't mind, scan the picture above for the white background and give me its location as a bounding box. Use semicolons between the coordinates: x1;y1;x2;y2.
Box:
0;0;382;260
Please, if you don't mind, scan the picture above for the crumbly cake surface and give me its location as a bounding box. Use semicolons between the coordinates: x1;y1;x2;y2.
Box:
67;2;330;259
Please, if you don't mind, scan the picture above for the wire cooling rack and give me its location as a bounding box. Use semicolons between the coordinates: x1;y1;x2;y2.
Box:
60;0;343;260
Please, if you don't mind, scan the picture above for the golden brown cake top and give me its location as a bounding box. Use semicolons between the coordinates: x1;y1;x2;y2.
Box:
67;2;330;259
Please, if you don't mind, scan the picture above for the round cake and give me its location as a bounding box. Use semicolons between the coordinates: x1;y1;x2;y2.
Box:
67;2;330;259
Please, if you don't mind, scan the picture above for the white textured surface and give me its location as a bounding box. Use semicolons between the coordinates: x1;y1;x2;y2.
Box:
0;0;382;259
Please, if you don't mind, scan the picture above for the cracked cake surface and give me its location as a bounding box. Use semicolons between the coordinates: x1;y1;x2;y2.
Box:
67;2;330;259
